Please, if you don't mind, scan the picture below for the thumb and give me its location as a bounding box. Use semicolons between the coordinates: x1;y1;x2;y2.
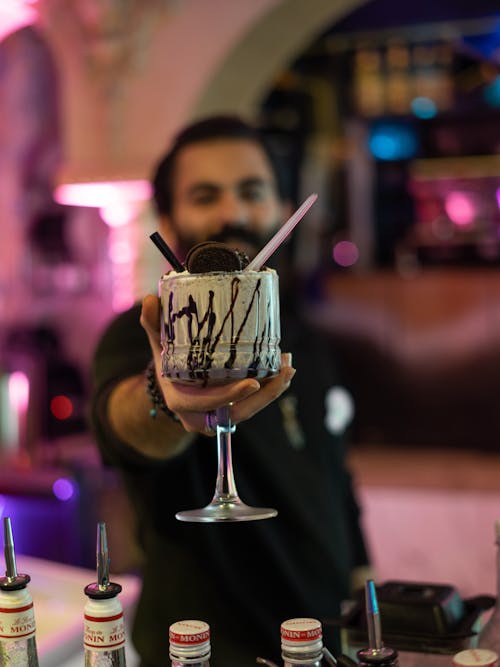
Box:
140;294;162;356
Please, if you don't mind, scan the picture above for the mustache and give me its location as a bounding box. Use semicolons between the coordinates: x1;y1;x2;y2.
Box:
207;225;265;249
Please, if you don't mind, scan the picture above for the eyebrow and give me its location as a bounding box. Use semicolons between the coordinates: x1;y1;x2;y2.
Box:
237;177;270;189
186;177;271;198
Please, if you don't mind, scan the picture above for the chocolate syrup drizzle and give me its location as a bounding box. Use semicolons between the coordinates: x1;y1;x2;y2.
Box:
164;276;279;383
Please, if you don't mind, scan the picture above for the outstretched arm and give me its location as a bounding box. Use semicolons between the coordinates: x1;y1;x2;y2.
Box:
105;294;295;460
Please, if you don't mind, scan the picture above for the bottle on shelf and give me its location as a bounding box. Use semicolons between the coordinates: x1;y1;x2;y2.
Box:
357;580;398;667
169;620;211;667
0;516;40;667
478;519;500;654
83;522;127;666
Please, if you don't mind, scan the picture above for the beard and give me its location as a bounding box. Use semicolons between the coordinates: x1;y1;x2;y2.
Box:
175;223;277;262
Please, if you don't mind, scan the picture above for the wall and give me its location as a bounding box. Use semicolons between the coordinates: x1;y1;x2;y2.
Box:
35;0;369;183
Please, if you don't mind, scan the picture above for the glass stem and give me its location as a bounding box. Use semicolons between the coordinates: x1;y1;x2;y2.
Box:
213;405;239;502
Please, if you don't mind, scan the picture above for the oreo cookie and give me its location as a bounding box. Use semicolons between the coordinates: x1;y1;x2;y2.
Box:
185;241;250;273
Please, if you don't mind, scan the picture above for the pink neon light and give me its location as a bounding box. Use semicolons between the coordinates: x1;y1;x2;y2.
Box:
100;202;138;227
0;1;37;42
8;371;29;413
444;191;476;226
53;180;151;208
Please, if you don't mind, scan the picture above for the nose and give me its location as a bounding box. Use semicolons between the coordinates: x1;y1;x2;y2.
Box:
216;190;251;228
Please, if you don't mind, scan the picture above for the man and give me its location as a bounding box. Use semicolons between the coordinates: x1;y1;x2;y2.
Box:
90;116;370;667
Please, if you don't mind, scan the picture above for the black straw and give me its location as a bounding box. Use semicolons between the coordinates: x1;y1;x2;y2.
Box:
149;232;184;272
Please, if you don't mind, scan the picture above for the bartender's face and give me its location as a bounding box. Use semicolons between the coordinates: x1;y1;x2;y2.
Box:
160;138;286;260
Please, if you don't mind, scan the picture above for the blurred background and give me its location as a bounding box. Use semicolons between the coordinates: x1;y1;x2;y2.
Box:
1;0;500;606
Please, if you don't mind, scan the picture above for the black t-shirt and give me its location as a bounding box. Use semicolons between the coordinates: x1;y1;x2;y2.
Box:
90;304;369;667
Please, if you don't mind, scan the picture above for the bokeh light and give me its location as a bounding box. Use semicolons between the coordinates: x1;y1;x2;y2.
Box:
54;180;151;208
444;192;476;226
368;123;418;160
411;96;437;119
52;478;76;502
483;76;500;108
8;371;29;413
333;241;359;267
100;201;137;227
50;395;73;420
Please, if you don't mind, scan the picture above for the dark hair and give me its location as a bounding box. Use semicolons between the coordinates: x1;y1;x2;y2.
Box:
152;115;285;216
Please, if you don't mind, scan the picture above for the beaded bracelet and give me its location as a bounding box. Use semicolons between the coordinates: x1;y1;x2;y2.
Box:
145;359;180;422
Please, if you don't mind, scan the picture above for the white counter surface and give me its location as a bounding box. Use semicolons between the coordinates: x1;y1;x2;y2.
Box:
16;554;141;667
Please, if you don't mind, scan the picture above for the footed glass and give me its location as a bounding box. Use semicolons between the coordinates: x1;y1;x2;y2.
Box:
159;268;281;523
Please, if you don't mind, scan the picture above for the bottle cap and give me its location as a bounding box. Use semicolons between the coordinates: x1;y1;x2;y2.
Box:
281;618;322;643
169;620;210;662
453;649;498;667
281;618;323;661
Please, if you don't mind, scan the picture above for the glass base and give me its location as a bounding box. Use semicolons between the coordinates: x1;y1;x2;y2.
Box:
176;499;278;523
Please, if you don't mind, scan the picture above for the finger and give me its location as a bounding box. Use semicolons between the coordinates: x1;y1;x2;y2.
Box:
178;360;296;434
169;354;295;434
230;356;296;424
164;377;261;414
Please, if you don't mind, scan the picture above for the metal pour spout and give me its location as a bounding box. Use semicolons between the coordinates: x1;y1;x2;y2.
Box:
4;516;18;582
1;516;30;590
366;579;382;652
84;521;122;600
357;580;398;667
97;521;110;591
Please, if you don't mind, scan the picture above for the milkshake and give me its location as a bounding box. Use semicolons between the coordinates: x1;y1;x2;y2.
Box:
159;242;281;385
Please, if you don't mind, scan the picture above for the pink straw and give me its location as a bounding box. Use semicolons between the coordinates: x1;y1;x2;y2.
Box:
246;193;318;271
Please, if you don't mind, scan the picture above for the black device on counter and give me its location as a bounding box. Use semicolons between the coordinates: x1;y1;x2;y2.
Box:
327;580;494;657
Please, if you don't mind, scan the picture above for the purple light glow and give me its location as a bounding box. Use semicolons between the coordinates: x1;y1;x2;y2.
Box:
0;494;83;564
333;241;359;267
52;478;76;502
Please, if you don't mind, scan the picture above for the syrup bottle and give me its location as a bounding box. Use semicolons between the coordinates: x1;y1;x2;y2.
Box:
280;617;325;667
0;517;39;667
169;620;211;667
83;522;126;666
